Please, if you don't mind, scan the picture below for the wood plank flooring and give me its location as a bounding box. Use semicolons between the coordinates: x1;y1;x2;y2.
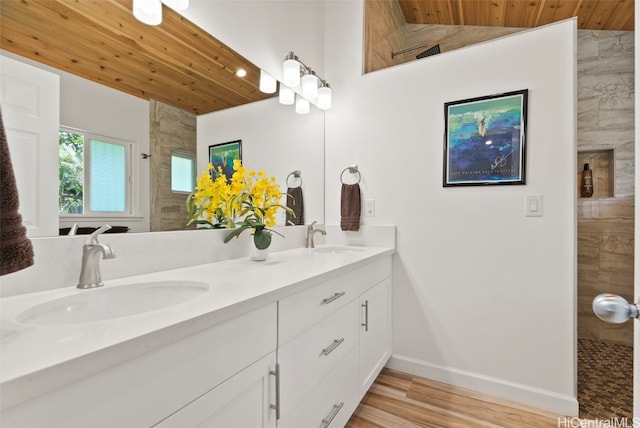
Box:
345;368;563;427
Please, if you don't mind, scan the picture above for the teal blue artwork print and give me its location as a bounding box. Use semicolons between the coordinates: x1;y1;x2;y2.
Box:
209;140;242;181
444;90;527;186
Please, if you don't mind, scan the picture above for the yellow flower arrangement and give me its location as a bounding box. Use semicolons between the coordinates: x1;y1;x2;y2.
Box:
186;160;293;249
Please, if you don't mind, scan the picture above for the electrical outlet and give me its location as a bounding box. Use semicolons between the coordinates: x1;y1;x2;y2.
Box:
365;199;375;217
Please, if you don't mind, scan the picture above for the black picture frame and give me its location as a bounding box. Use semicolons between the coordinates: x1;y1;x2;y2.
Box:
443;89;528;187
208;140;242;181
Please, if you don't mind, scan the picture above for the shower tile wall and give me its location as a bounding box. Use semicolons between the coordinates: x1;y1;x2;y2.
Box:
577;30;634;347
149;100;197;232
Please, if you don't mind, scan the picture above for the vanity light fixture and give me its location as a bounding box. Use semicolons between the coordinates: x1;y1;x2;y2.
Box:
133;0;189;26
301;70;318;99
283;52;301;87
278;85;295;105
317;82;332;110
259;70;277;94
295;95;310;115
281;51;332;111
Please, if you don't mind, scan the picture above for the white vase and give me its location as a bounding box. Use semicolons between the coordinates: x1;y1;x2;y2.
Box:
250;245;270;261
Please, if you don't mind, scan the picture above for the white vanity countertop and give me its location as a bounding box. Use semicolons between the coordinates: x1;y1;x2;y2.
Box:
0;245;394;406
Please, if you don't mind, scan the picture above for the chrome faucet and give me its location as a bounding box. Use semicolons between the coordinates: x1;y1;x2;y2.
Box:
77;224;116;289
305;221;326;248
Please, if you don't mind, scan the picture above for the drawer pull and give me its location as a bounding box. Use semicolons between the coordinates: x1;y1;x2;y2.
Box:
362;300;369;332
321;402;345;427
269;364;281;420
322;292;346;305
321;338;344;356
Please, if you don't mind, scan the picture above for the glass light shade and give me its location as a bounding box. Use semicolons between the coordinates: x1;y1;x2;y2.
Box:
162;0;189;10
133;0;162;25
295;96;310;114
301;73;318;99
283;59;301;88
278;86;295;105
317;85;332;110
259;70;277;94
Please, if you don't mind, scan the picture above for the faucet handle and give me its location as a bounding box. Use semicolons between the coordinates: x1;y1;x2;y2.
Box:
308;220;318;229
85;224;112;245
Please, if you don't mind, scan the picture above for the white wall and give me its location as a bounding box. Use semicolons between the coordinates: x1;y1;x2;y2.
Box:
0;51;150;234
179;1;325;84
197;98;325;225
324;2;577;416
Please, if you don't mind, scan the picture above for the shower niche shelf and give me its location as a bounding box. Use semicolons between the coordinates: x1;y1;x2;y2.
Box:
577;149;614;198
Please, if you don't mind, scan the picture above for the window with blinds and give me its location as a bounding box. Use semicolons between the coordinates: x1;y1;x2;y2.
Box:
59;128;132;216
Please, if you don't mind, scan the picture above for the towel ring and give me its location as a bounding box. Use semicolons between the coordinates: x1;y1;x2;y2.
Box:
340;165;361;184
286;170;302;188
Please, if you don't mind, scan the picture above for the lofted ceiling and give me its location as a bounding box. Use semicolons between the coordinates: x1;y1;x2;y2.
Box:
0;1;633;117
0;0;272;115
398;0;634;31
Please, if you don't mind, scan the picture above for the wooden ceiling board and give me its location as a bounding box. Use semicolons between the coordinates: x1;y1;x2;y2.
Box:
580;0;623;29
605;0;635;30
535;0;582;27
0;0;272;115
399;0;634;30
503;0;541;28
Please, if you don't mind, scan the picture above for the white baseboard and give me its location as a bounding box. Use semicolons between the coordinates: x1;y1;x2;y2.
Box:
387;354;579;417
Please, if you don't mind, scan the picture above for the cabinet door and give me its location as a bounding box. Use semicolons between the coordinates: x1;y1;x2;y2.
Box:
154;351;277;428
359;277;392;395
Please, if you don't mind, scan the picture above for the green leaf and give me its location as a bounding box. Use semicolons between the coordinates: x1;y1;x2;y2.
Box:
253;228;272;250
224;225;251;243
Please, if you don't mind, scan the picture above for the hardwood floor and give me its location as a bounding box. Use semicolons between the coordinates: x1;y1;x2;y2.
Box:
345;368;563;427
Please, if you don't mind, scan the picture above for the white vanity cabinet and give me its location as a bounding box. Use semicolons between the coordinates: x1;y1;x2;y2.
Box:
359;277;392;395
1;248;394;428
1;303;278;428
277;256;392;427
154;351;277;428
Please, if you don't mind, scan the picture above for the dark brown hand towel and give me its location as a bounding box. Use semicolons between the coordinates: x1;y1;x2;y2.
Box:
286;187;304;225
340;183;361;231
0;112;34;276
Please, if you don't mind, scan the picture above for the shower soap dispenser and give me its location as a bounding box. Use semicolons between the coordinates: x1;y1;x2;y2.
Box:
581;163;594;197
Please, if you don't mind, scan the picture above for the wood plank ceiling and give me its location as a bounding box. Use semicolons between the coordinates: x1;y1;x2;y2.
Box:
0;0;272;115
398;0;634;31
1;0;633;117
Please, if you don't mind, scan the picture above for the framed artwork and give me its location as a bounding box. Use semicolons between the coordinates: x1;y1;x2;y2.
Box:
443;89;528;187
208;140;242;181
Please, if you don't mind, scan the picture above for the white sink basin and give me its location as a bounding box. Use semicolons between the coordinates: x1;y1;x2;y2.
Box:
16;281;210;325
312;246;364;255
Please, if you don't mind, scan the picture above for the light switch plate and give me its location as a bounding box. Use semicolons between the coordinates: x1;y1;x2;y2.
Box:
365;199;375;217
525;194;543;217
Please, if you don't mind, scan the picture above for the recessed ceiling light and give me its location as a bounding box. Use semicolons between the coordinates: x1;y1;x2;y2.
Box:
236;69;247;78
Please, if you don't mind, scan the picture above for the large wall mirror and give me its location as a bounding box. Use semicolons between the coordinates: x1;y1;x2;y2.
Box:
0;0;324;238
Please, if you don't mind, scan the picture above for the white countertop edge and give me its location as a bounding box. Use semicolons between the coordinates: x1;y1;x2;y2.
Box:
0;245;395;410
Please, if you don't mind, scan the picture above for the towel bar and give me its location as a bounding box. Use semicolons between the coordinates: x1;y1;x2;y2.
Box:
286;170;302;188
340;165;361;184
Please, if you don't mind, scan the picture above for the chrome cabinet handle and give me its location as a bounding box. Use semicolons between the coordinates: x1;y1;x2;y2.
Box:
321;402;344;428
362;300;369;332
322;292;346;304
321;338;344;356
269;364;280;420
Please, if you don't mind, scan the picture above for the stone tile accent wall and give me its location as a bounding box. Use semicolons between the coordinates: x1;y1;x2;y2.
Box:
149;100;197;232
576;31;634;347
578;197;633;346
577;30;634;198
